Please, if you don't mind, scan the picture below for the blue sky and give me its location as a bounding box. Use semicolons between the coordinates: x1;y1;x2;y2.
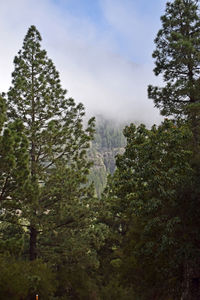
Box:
50;0;166;62
0;0;166;124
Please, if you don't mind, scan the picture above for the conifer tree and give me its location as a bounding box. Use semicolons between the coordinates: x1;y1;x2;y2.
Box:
98;1;200;299
0;95;6;129
103;120;199;299
6;25;95;261
0;95;30;256
0;95;29;211
148;0;200;117
147;1;200;298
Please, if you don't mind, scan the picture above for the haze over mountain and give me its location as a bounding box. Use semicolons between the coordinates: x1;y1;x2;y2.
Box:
0;0;165;125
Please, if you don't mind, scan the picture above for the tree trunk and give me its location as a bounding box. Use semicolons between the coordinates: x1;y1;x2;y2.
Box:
29;226;37;260
181;261;200;300
29;51;38;262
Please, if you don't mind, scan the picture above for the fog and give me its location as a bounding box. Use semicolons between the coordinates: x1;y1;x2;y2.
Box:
0;0;165;125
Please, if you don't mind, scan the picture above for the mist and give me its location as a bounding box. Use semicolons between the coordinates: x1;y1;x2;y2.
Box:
0;0;165;125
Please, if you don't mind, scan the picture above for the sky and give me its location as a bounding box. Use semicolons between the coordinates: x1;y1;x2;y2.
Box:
0;0;167;125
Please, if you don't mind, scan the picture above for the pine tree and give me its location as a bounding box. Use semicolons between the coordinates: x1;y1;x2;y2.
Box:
148;0;200;117
147;1;200;298
0;94;29;215
6;25;95;261
103;120;198;299
0;95;30;257
0;95;6;129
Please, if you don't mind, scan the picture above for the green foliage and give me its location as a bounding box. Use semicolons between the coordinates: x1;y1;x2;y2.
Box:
148;0;200;116
0;95;6;130
0;25;112;299
0;222;25;257
103;119;200;299
0;119;29;199
94;116;126;151
147;2;200;297
1;1;199;296
100;280;134;300
4;25;96;263
0;255;56;300
0;96;30;246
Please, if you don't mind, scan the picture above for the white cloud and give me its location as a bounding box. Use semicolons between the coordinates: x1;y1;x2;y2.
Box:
0;0;163;125
99;0;163;62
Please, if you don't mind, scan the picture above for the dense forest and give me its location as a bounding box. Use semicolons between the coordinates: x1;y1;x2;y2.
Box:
0;0;200;299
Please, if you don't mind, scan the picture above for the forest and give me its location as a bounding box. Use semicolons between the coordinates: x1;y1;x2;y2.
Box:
0;0;200;299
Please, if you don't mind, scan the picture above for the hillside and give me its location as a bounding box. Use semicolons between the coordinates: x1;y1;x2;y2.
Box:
89;115;126;197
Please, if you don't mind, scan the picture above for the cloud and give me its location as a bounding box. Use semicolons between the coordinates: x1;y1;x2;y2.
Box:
99;0;164;62
0;0;163;125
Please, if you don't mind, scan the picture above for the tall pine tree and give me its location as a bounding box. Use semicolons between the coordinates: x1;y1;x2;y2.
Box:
6;25;95;261
148;0;200;117
147;1;200;298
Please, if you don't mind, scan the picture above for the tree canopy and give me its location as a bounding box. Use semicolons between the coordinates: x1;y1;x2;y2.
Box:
0;26;109;299
1;1;200;298
148;0;200;116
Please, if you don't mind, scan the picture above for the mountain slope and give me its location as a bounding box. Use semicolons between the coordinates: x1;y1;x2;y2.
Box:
89;115;126;197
